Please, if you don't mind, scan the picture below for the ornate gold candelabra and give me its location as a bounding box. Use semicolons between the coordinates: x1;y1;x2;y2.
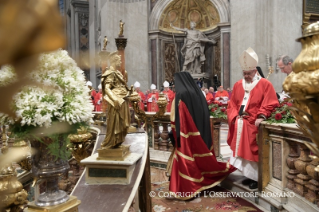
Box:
283;21;319;171
0;144;28;212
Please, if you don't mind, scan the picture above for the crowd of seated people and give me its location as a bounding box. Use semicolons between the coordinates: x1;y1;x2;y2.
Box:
86;79;232;112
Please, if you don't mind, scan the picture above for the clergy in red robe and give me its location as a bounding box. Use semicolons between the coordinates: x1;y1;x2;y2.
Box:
227;47;279;189
86;81;96;111
147;84;159;112
204;88;214;105
167;72;236;200
162;81;175;112
95;84;102;111
134;81;146;111
215;86;229;104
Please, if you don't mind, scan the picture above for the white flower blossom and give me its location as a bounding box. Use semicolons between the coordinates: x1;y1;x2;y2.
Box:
0;49;94;127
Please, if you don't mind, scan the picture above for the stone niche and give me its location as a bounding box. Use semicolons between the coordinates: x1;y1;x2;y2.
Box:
149;0;231;89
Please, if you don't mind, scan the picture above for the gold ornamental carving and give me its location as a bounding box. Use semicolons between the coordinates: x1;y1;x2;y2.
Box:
152;93;168;123
115;38;127;50
128;91;147;124
68;127;93;164
0;144;28;211
283;21;319;171
159;0;220;32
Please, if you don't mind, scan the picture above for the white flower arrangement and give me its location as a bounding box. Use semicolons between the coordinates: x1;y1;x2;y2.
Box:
0;49;94;128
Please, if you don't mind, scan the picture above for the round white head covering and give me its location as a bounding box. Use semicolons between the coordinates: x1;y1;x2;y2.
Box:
239;47;258;71
98;84;102;90
150;84;156;90
86;81;92;86
163;81;169;87
134;81;140;88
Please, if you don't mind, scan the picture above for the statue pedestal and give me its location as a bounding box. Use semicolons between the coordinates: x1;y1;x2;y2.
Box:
80;152;142;185
27;196;80;212
97;145;130;161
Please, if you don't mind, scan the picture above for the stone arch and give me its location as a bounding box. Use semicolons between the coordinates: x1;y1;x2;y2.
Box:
149;0;230;31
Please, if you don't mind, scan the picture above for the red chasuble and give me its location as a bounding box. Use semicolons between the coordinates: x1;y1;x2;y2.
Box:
94;92;102;111
169;101;235;199
163;89;175;112
205;92;214;105
137;91;145;111
147;92;159;112
227;78;279;162
91;89;97;111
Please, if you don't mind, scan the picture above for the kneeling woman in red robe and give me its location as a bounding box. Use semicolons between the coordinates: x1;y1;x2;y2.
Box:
167;72;236;200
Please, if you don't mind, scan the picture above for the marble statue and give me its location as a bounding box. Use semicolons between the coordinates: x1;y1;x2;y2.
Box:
100;51;131;149
102;36;108;50
171;22;216;74
119;20;125;37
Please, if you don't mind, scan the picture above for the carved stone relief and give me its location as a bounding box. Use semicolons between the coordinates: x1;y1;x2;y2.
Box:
164;43;177;82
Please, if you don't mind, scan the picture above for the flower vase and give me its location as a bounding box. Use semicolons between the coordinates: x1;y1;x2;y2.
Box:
30;138;69;207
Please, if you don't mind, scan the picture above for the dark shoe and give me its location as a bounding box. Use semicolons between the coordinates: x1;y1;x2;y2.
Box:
249;180;258;189
242;178;252;185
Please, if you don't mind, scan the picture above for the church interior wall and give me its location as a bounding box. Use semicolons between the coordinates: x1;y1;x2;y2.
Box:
230;0;302;92
96;0;149;91
66;0;303;93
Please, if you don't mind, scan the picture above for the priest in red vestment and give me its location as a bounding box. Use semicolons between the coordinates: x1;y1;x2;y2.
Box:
147;84;159;112
215;86;229;104
227;47;279;189
162;81;175;112
86;81;96;111
95;84;102;111
167;72;236;200
204;88;214;105
134;81;145;111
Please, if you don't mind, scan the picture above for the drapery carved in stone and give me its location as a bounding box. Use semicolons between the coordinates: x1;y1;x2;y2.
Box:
164;43;177;82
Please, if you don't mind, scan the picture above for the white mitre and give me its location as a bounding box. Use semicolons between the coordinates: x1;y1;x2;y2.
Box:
239;47;258;71
150;84;156;90
163;81;169;87
134;81;140;88
98;84;102;90
86;81;93;86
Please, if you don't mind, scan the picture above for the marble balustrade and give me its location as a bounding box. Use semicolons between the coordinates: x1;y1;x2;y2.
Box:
259;122;319;210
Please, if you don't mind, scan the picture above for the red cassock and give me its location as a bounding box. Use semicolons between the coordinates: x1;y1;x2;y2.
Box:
147;92;159;112
94;92;102;111
205;92;214;105
91;89;97;111
137;91;145;111
227;78;279;162
163;89;175;112
169;101;236;199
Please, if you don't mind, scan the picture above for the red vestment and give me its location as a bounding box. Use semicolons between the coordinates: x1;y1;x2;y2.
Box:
94;92;102;111
163;89;175;112
147;92;159;112
91;89;97;111
205;92;214;105
137;91;145;111
169;101;236;199
227;78;278;162
215;90;229;98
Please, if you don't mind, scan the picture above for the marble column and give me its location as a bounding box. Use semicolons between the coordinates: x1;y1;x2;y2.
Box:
115;38;128;77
